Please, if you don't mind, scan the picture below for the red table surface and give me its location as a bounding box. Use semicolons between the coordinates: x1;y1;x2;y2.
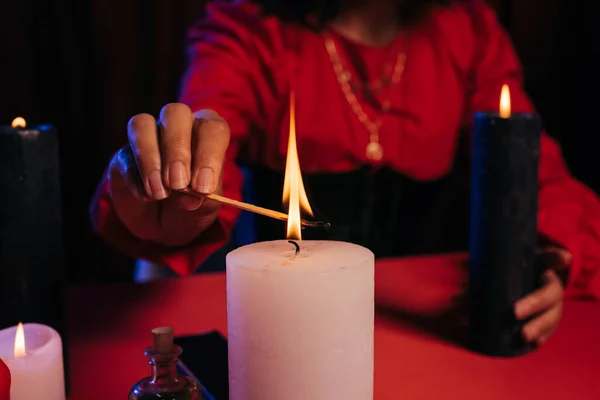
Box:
67;253;600;399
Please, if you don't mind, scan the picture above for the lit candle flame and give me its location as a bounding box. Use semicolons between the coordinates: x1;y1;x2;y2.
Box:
282;92;313;240
11;117;26;128
499;84;511;118
14;322;26;359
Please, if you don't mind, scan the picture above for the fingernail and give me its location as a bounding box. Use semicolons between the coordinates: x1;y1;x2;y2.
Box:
523;325;537;342
514;302;527;319
561;250;573;265
178;195;203;211
148;170;167;200
169;161;188;190
194;167;215;193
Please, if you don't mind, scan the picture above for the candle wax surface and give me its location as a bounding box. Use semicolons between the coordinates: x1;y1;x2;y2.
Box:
226;239;373;271
0;323;65;400
226;240;375;400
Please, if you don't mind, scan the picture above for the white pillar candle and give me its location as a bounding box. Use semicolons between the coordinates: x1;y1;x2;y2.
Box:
226;239;374;400
0;323;65;400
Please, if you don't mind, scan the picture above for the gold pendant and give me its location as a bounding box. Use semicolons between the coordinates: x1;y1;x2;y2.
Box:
341;71;351;83
366;141;383;162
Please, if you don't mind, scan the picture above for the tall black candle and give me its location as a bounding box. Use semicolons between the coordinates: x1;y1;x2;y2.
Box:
468;85;542;357
0;118;69;392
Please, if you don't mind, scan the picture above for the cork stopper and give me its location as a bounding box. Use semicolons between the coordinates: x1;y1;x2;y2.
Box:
151;326;174;354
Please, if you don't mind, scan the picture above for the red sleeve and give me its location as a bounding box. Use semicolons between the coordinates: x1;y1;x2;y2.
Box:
463;1;600;299
90;1;273;276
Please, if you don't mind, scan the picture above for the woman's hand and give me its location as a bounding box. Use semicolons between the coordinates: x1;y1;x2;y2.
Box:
107;103;231;247
514;247;572;346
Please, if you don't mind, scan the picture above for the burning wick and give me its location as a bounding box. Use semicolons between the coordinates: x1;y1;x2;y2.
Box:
288;240;300;254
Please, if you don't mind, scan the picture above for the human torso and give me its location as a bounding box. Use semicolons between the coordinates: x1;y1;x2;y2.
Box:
241;8;475;181
198;2;482;255
241;10;477;255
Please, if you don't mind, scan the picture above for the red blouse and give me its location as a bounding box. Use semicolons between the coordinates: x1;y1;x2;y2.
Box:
91;0;600;299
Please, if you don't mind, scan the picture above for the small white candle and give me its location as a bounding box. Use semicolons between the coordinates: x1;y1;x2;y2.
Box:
226;240;374;400
0;322;65;400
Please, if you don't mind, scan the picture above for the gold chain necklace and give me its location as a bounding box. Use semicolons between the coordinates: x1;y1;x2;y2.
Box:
324;33;407;162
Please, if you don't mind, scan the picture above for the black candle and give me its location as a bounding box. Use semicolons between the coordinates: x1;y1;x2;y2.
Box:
468;85;542;357
0;118;69;392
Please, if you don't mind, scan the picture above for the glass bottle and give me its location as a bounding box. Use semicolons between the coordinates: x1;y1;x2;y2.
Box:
129;327;202;400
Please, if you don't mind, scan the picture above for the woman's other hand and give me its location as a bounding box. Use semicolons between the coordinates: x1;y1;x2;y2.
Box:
514;247;571;346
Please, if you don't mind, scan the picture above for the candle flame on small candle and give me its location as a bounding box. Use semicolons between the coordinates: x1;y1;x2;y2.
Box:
283;92;313;240
14;322;26;359
11;117;26;128
499;84;511;118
